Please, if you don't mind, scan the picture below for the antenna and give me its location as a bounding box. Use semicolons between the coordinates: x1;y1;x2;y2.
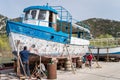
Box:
46;3;49;6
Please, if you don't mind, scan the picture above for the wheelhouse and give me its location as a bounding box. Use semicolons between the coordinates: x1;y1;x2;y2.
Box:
23;5;58;30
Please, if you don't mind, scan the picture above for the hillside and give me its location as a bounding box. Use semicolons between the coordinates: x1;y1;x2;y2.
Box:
0;14;8;34
81;18;120;38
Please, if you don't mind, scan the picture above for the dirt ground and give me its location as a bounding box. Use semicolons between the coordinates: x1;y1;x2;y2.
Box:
0;62;120;80
57;62;120;80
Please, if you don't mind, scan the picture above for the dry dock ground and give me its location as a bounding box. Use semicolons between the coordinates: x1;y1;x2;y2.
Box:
57;62;120;80
0;62;120;80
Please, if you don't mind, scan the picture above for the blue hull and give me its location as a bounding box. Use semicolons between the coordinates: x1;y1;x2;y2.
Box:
6;20;68;44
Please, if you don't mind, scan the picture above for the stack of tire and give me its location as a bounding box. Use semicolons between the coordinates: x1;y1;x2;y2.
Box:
65;58;72;71
77;57;82;68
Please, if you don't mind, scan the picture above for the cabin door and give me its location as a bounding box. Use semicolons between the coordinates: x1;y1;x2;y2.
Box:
49;12;57;30
49;12;53;27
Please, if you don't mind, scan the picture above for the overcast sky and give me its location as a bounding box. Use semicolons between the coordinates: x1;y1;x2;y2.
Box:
0;0;120;21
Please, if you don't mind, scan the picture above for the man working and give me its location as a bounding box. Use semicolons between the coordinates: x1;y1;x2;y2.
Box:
20;46;30;77
86;53;93;68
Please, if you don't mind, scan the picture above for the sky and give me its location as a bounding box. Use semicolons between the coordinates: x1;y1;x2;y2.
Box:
0;0;120;21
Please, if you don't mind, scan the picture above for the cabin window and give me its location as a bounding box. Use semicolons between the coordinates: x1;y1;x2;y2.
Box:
31;10;37;19
25;11;30;20
38;10;46;20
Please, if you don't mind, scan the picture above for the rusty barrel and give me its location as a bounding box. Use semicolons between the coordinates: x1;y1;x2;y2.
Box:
47;63;57;79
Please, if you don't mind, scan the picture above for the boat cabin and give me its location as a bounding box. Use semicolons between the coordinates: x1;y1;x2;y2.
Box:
21;5;90;45
23;5;58;30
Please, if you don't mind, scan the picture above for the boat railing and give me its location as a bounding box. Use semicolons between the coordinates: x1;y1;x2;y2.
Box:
51;6;73;39
51;6;72;22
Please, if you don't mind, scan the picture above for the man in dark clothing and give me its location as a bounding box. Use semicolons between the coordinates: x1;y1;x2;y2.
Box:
20;46;30;77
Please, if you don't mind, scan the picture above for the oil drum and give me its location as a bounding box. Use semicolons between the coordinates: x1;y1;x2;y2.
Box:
47;63;57;79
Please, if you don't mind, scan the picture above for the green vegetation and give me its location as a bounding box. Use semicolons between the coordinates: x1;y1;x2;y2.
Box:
0;34;13;64
80;18;120;47
96;34;113;39
90;34;120;48
82;18;120;38
0;34;11;51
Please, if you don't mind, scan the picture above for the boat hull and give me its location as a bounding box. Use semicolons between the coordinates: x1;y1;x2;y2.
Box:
90;47;120;54
6;20;89;57
90;47;120;61
9;32;88;57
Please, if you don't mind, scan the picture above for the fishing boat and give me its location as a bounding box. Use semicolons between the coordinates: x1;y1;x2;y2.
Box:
89;47;120;61
6;4;90;62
